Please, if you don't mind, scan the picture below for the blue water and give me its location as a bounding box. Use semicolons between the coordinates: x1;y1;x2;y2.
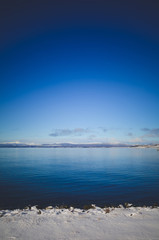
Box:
0;147;159;209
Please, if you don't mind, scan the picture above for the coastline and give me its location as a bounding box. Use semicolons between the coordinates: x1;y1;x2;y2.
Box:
0;205;159;240
0;143;159;149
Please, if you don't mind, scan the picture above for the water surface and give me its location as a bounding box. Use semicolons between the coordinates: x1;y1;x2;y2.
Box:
0;148;159;209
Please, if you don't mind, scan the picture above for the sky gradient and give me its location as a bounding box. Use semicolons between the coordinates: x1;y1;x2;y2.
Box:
0;0;159;144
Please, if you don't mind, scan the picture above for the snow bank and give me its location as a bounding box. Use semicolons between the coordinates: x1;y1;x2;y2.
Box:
0;205;159;240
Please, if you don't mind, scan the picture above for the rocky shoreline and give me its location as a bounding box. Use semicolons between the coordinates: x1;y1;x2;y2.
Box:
0;205;159;240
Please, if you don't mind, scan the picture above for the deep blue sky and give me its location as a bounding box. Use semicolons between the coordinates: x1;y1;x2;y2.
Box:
0;0;159;144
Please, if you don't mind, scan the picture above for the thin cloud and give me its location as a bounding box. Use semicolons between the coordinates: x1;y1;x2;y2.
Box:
89;134;96;139
141;128;150;132
49;128;90;137
128;137;144;143
127;132;133;136
144;128;159;138
49;129;72;137
98;127;107;132
102;128;107;132
141;128;159;138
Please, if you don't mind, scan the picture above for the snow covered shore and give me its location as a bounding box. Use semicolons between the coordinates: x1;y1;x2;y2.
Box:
0;205;159;240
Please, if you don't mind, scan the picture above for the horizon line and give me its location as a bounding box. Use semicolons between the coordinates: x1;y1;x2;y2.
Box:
0;142;159;148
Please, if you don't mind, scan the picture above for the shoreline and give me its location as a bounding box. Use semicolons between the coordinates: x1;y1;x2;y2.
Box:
1;205;159;240
0;201;159;212
0;143;159;149
1;202;159;211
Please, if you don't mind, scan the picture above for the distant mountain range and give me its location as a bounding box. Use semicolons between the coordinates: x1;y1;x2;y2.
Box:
0;143;159;149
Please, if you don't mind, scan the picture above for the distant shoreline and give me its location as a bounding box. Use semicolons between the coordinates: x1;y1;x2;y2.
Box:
0;143;159;149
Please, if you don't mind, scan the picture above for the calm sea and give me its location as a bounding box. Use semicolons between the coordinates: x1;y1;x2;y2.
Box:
0;147;159;209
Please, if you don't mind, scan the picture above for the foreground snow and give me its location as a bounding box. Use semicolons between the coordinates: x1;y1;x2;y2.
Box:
0;205;159;240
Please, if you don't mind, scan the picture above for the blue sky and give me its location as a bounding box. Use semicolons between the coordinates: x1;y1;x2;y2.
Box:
0;0;159;144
